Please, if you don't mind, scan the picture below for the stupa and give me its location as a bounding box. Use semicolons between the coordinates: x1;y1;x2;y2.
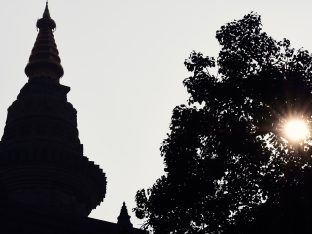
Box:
0;3;145;234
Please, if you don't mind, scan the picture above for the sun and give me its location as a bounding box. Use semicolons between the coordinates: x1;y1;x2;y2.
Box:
283;119;310;142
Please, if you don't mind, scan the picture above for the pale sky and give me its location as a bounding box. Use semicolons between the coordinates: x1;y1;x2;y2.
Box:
0;0;312;228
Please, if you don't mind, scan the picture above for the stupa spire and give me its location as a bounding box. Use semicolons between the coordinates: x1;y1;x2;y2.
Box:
117;202;133;229
24;2;64;82
43;1;51;19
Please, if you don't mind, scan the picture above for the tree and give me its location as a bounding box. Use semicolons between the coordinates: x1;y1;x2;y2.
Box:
135;13;312;234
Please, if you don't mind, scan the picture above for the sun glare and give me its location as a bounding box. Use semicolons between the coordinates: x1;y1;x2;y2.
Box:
283;119;310;142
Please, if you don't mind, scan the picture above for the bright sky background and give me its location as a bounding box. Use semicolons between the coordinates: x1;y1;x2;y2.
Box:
1;0;312;228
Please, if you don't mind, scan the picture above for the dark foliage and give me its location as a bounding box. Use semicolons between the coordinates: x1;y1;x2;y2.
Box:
135;13;312;234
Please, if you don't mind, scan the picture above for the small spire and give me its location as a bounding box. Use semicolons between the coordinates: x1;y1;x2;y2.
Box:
37;1;55;29
43;1;51;19
117;202;133;229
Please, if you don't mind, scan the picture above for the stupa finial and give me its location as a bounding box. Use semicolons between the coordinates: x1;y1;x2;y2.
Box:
43;1;51;19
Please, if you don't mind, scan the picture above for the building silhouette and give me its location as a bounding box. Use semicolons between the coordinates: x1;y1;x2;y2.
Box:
0;3;145;234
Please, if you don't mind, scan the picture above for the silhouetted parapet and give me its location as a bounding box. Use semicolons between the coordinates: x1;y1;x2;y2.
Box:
117;202;133;229
25;2;63;82
1;208;147;234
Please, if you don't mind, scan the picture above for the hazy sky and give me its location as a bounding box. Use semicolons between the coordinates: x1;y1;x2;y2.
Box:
1;0;312;228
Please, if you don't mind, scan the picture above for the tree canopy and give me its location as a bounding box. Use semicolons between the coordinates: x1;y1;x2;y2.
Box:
135;13;312;234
